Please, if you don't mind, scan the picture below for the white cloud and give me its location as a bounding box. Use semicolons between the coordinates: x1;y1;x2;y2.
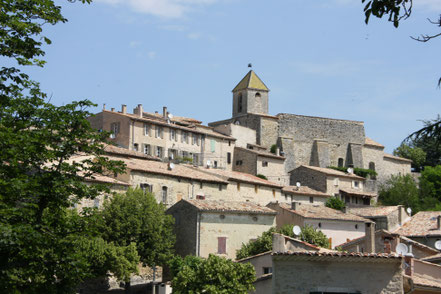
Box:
95;0;218;18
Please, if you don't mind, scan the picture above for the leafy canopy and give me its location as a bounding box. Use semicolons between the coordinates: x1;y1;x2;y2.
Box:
98;188;176;267
378;174;420;212
169;254;256;294
325;196;346;210
393;143;426;172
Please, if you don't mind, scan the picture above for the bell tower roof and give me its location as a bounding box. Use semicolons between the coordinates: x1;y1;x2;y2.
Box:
232;70;269;92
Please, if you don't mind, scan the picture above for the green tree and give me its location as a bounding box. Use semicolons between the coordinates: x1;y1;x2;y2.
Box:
378;174;420;212
0;1;140;292
325;196;346;210
99;188;176;267
420;166;441;206
393;143;426;171
299;224;330;248
169;254;255;294
407;116;441;167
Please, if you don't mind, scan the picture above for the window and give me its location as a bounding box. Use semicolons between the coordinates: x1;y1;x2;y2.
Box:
228;141;231;147
210;139;216;152
144;144;151;155
263;267;272;274
200;182;203;189
133;143;139;151
338;158;344;167
214;161;218;168
219;184;223;191
192;133;199;145
217;237;227;254
353;181;360;188
193;154;199;165
255;185;259;193
182;132;188;143
236;160;243;166
255;92;261;98
237;183;240;191
309;196;314;203
227;152;231;164
162;186;168;204
155;126;163;138
262;161;268;167
144;123;150;136
168;149;177;160
170;129;176;141
156;146;163;158
318;222;322;228
140;183;152;193
355;224;358;229
272;189;276;198
334;178;339;186
238;93;243;113
110;122;120;136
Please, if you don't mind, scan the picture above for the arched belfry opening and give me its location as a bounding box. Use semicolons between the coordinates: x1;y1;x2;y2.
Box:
231;70;269;118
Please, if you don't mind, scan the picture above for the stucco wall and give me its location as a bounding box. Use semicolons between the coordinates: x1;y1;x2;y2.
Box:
213;124;256;148
88;110;132;148
305;219;366;248
256;156;287;186
272;257;403;294
199;212;276;259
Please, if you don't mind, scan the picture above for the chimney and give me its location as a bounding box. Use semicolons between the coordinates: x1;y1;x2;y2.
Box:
122;104;127;114
163;106;167;118
365;222;375;253
111;107;115;112
276;147;280;156
138;104;143;118
272;233;287;253
437;215;441;230
103;103;106;110
404;254;414;276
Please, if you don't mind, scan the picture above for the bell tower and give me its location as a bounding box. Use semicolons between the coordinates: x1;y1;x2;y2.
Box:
232;70;269;118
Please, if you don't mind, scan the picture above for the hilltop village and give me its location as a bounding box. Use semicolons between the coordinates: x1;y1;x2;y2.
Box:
84;71;441;293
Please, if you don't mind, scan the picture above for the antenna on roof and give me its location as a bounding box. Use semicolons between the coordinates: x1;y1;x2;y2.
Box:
248;63;252;68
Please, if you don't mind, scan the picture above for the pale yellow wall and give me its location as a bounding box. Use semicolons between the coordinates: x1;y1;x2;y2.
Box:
199;212;276;259
130;170;284;207
282;194;328;206
304;219;366;248
326;176;363;195
256;156;287;186
77;183;129;210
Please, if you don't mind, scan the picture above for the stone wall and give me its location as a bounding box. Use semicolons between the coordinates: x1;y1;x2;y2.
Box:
289;166;328;192
167;201;198;257
256;156;287;186
272;257;403;294
233;148;257;175
213;123;256;148
199;212;276;259
259;116;279;149
277;114;366;170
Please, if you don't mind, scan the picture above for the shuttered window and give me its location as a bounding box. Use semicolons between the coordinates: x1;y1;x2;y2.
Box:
217;237;227;254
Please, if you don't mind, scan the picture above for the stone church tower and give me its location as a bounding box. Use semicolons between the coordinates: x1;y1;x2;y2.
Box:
232;70;269;118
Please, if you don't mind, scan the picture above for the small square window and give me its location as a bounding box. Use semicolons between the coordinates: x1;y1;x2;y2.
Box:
262;161;268;167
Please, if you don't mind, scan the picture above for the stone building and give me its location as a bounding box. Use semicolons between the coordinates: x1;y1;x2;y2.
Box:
233;146;287;185
167;199;277;260
88;105;235;170
340;229;439;259
267;202;371;247
347;205;411;231
209;70;412;184
289;165;377;206
395;211;441;250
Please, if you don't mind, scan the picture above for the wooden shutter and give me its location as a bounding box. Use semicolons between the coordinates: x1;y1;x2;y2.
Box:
217;237;227;254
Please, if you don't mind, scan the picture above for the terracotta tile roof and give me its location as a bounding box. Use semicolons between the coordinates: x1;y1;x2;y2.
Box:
111;157;228;184
144;112;202;125
339;188;377;198
384;153;413;163
104;144;161;161
395;211;441;237
184;199;277;215
278;203;370;222
272;251;401;259
411;274;441;290
364;137;385;148
198;168;283;188
83;174;130;186
348;206;400;217
282;186;330;197
235;147;285;160
296;165;365;180
236;251;272;262
102;110;235;141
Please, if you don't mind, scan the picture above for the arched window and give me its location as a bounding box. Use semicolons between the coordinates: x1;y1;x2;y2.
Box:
162;186;168;204
338;158;344;167
238;93;243;113
255;92;261;98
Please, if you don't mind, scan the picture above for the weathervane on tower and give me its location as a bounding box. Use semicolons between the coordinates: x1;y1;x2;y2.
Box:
248;63;252;68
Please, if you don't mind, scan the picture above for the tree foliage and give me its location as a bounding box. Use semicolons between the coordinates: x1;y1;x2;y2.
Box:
98;188;176;267
393;143;426;171
0;1;142;292
299;224;330;248
325;196;346;210
378;174;420;211
169;254;255;294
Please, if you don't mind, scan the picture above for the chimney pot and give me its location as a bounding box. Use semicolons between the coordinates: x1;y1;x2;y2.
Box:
163;106;167;118
437;215;441;230
103;103;106;110
122;104;127;114
111;107;115;112
365;222;375;253
138;104;143;118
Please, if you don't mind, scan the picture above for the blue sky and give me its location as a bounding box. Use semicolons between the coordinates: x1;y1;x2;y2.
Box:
17;0;441;152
